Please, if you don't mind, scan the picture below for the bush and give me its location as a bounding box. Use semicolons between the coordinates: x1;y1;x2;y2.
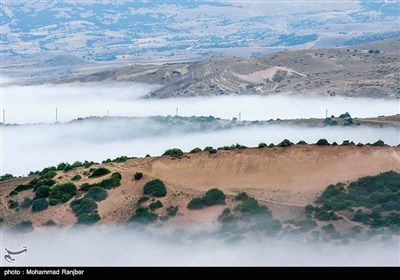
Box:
8;200;19;209
190;147;202;153
143;179;167;197
129;207;158;224
134;172;143;180
77;213;101;225
297;140;307;145
372;139;385;146
278;139;293;147
218;208;236;223
149;200;163;211
11;221;33;233
314;208;339;221
235;197;269;215
137;196;150;204
203;146;214;152
0;173;14;181
70;198;97;216
339;112;351;119
316;139;330;145
305;204;315;215
187;198;203;210
99;172;122;189
85;187;108;201
258;142;267;148
322;223;336;233
21;197;33;208
209;148;217;154
40;171;57;179
202;188;225;206
163;148;183;157
145;154;151;158
166;206;179;217
49;183;77;204
35;186;50;199
89;167;111;178
32;198;49;212
235;192;249;201
71;175;82;181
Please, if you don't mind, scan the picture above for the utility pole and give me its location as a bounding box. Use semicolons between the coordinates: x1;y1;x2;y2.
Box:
56;107;58;123
2;109;5;124
176;107;179;116
325;109;328;118
239;112;241;121
107;109;109;117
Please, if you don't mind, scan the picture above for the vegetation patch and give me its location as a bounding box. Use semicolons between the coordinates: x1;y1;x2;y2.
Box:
143;179;167;197
48;183;77;205
187;188;225;209
32;198;49;212
163;148;183;157
149;200;163;211
77;213;101;225
89;167;111;178
71;175;82;181
0;173;15;181
11;221;33;233
70;198;98;216
134;172;143;180
85;186;108;201
129;207;158;224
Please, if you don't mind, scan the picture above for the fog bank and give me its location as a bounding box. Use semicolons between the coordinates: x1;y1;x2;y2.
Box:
1;227;399;266
2;83;399;124
2;118;399;175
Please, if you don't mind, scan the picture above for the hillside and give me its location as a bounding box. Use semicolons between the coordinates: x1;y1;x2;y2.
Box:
58;38;400;99
1;145;399;230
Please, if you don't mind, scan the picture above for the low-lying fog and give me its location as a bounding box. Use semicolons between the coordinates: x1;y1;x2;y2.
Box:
2;117;399;176
2;83;399;124
1;227;399;266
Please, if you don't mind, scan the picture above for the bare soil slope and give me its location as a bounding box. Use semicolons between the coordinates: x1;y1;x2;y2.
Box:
1;146;399;227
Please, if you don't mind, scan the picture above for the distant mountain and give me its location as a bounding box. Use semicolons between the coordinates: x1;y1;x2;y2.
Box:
60;39;400;99
1;0;399;63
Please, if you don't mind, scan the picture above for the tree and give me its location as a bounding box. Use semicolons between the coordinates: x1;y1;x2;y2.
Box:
85;186;108;201
162;148;183;157
32;198;49;212
190;147;202;153
278;139;293;147
202;188;225;206
187;198;203;210
134;172;143;180
143;179;167;197
316;139;330;145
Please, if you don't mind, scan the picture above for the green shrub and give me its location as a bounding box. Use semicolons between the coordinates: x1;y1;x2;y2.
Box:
190;147;202;153
297;140;307;145
235;192;249;201
278;139;293;147
352;211;370;224
339;112;351;119
9;190;18;196
295;217;317;232
305;204;315;215
341;140;352;146
203;146;214;152
70;198;97;216
202;188;225;206
21;197;33;208
49;199;60;206
80;183;93;191
268;143;275;147
113;156;130;163
209;148;217;154
89;167;111;178
143;179;167;197
314;208;339;221
77;213;101;225
71;175;82;181
129;207;158;224
0;173;14;181
11;221;33;233
235;197;268;215
134;172;143;180
98;172;122;189
187;198;203;209
166;206;179;217
40;171;57;179
14;184;33;193
316;139;330;145
163;148;183;157
149;200;163;211
258;142;267;148
145;154;151;158
137;196;150;204
85;187;108;201
32;198;49;212
372;139;385;146
35;186;50;199
322;223;337;233
49;183;77;204
8;200;19;209
218;208;236;223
